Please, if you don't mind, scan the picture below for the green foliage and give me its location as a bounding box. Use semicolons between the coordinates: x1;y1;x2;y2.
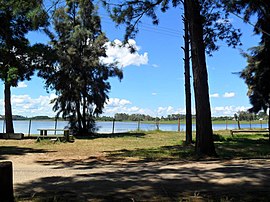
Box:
236;110;256;121
114;113;156;121
103;0;241;54
212;116;233;121
0;0;49;85
96;115;115;121
223;1;270;136
227;1;270;115
42;0;123;135
0;0;52;133
200;0;242;55
31;116;52;120
240;45;270;114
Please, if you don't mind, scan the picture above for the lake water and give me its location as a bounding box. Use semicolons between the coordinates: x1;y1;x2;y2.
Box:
0;120;268;135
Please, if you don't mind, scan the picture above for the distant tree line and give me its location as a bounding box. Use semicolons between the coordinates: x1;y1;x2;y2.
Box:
234;111;268;121
1;110;267;122
96;111;269;122
0;115;54;120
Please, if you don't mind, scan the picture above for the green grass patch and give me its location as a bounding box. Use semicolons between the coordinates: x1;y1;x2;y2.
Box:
1;130;270;161
103;130;270;160
216;138;270;159
107;144;196;160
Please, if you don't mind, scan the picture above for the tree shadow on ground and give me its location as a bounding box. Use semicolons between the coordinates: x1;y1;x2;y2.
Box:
75;132;146;140
16;157;270;201
34;137;270;170
15;137;270;201
35;156;118;170
0;146;52;160
216;138;270;159
106;144;196;161
34;144;196;170
105;137;270;161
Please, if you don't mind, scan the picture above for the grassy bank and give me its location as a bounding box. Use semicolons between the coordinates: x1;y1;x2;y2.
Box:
1;130;270;161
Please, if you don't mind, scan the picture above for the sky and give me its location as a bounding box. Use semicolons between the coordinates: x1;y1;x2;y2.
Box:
0;3;262;118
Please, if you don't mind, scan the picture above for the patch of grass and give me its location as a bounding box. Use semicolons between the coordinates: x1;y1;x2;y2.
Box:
178;191;270;202
1;130;270;161
0;131;186;160
16;190;270;202
107;144;196;160
216;139;270;159
15;191;87;202
213;133;227;142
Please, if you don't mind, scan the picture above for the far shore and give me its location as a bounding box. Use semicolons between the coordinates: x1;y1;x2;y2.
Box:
1;118;268;125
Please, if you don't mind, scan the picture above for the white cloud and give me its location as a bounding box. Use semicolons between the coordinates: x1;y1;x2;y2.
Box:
223;92;236;98
156;106;186;117
104;97;159;116
17;82;27;88
152;64;159;68
152;92;157;96
101;39;148;68
0;93;251;118
210;93;219;98
0;94;57;117
106;98;132;107
212;106;250;116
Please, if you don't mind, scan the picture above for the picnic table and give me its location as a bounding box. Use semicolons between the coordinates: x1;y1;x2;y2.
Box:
37;129;70;142
230;129;269;137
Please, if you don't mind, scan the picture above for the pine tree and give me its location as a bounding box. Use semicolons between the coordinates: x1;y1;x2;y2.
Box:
228;0;270;139
103;0;241;156
0;0;49;133
41;0;123;135
241;45;270;139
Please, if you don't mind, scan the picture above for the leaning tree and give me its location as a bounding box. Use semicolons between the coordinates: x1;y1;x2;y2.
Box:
39;0;123;135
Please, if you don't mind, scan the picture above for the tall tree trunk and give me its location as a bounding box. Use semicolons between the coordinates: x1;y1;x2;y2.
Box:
4;83;14;133
183;0;192;144
185;0;216;156
268;107;270;142
82;96;87;133
76;101;83;132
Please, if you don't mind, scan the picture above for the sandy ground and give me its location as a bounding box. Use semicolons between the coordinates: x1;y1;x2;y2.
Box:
3;152;270;201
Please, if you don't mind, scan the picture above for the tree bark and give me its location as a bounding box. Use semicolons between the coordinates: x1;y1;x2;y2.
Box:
76;102;83;132
185;0;217;156
183;0;192;144
268;107;270;142
4;83;14;133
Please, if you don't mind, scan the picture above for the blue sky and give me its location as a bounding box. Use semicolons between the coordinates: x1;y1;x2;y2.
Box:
0;4;261;118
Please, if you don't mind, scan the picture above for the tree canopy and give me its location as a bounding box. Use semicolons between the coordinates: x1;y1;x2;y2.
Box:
227;0;270;130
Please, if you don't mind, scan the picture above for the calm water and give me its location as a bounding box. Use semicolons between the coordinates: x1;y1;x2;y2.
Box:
0;120;268;135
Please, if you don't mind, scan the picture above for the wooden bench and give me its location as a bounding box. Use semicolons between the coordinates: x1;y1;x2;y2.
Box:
230;129;269;137
37;129;70;142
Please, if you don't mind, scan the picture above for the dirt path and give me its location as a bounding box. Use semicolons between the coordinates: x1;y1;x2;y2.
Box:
7;153;270;201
